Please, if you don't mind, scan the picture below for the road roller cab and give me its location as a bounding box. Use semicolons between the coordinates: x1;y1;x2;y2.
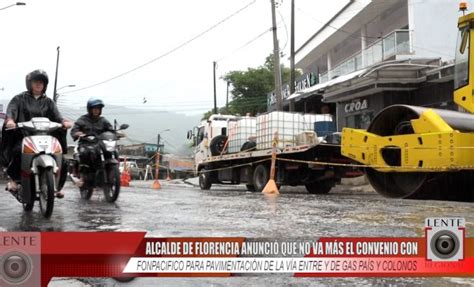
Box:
341;6;474;201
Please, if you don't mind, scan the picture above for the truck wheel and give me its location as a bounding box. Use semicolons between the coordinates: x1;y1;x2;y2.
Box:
246;184;256;192
305;180;334;194
210;135;228;156
241;141;256;152
253;164;270;192
199;170;212;190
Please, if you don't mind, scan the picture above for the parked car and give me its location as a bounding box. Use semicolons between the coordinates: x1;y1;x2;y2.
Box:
119;160;145;180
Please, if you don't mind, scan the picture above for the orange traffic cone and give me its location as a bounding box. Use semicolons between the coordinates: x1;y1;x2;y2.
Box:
152;179;161;189
120;169;131;187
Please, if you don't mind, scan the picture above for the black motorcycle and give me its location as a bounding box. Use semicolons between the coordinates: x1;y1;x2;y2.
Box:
70;124;128;202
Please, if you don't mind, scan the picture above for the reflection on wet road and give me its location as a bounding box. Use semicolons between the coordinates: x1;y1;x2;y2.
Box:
1;180;473;286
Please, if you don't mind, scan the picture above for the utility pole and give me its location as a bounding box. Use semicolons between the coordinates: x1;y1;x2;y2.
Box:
289;0;296;112
226;81;230;111
213;61;217;114
152;133;162;189
53;46;60;103
157;134;161;152
270;0;283;111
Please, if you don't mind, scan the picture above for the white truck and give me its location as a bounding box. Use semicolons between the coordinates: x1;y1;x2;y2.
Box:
187;112;361;193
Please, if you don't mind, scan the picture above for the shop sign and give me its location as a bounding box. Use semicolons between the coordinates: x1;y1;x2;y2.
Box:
344;99;368;113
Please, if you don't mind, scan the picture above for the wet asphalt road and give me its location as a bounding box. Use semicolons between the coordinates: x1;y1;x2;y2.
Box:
1;179;474;286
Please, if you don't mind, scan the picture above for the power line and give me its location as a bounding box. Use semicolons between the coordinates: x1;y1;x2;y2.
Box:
215;15;290;64
295;6;380;41
63;0;256;95
216;27;272;63
59;96;267;110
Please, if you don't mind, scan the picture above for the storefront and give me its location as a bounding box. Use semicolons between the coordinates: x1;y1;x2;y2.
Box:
340;98;373;129
322;61;456;131
333;82;455;131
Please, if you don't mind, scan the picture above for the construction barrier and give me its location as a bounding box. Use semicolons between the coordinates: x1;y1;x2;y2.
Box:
262;132;279;195
152;152;161;189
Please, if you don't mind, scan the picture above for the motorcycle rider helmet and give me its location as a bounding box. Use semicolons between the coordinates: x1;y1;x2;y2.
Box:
87;97;105;115
25;69;49;94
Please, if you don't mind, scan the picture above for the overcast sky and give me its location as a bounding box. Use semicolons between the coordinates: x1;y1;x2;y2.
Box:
0;0;347;116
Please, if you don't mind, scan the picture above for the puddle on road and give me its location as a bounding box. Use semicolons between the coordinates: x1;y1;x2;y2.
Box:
263;193;280;213
75;201;122;231
0;182;472;238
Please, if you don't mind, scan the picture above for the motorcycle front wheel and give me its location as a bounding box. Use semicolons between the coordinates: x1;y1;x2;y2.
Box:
80;172;94;200
80;185;94;200
23;178;35;212
103;165;120;203
39;168;55;218
23;197;34;212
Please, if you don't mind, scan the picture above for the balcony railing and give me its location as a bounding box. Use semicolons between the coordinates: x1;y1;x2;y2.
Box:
319;29;412;83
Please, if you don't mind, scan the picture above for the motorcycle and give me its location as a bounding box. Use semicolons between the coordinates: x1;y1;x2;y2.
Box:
7;117;64;218
70;124;128;202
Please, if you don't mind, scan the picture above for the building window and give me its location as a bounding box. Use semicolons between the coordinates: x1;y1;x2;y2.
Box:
345;111;374;129
455;27;470;90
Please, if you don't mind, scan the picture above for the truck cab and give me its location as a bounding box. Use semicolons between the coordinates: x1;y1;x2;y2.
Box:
189;114;237;173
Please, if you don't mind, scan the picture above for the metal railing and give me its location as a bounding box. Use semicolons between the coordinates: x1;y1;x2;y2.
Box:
319;29;412;83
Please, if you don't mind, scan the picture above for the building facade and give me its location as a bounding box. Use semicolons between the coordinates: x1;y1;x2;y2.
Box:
269;0;460;131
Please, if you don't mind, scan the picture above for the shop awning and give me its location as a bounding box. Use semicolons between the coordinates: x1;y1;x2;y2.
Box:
287;68;368;101
286;58;445;104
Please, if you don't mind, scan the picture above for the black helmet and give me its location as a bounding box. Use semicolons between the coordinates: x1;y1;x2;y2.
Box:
87;97;105;110
25;69;49;93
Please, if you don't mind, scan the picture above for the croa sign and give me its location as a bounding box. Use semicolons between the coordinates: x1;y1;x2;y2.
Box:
344;99;368;113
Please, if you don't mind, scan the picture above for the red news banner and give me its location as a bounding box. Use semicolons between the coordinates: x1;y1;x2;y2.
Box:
1;232;474;286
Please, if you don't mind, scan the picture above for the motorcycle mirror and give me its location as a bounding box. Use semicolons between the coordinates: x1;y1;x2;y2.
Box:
119;124;129;130
186;130;193;140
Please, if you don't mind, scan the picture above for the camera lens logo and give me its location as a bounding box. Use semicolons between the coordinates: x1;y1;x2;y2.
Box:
425;217;465;262
0;251;33;284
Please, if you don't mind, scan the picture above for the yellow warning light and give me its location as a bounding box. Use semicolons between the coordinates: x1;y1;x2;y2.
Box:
460;1;468;12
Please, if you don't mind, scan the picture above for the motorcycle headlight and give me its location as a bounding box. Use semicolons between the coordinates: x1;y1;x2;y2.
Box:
103;140;116;152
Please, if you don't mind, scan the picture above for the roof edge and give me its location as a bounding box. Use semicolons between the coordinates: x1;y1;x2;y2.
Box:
295;0;355;55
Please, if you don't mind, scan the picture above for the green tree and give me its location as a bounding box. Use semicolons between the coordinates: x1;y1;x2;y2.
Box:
202;54;294;119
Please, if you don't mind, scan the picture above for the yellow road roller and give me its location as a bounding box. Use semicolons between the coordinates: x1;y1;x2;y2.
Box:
341;6;474;201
